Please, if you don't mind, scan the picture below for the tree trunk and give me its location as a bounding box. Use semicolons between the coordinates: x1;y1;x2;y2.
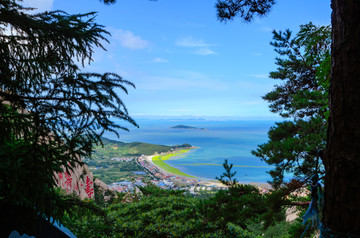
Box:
324;0;360;235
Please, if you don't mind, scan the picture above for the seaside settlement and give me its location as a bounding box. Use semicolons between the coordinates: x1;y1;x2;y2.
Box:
87;139;307;197
108;154;221;194
98;152;275;195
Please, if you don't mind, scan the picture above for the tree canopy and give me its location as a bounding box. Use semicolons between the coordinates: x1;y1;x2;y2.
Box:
216;0;275;22
0;0;136;234
62;179;272;237
252;23;331;187
216;0;360;235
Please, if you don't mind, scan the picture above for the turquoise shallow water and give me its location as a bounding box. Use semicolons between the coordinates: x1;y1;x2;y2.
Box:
105;119;277;183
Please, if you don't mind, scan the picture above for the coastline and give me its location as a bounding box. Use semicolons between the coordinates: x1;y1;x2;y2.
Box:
152;148;196;178
142;152;225;188
144;148;271;191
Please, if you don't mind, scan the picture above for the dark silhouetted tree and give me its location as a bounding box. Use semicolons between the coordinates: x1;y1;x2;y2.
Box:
0;0;137;235
252;23;330;188
216;0;360;235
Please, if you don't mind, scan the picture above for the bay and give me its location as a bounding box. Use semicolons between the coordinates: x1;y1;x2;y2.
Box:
104;119;277;183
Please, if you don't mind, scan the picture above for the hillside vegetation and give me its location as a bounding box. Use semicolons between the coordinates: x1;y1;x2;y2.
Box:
86;138;192;183
92;137;191;159
62;175;313;238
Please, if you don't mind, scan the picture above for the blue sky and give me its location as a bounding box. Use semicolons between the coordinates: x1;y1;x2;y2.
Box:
26;0;331;119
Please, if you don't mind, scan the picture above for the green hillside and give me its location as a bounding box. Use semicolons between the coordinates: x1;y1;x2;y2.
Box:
92;137;190;159
86;138;191;184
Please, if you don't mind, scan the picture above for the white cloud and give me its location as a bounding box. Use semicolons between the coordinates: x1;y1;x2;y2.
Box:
176;37;217;55
195;47;217;55
137;72;228;91
111;29;150;50
252;52;262;56
21;0;53;12
152;58;168;63
176;36;211;47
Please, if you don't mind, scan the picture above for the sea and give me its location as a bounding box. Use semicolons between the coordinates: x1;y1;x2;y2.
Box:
104;119;279;184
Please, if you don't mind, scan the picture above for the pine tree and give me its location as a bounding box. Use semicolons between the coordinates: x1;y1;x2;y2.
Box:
216;0;360;235
251;23;331;188
0;0;137;234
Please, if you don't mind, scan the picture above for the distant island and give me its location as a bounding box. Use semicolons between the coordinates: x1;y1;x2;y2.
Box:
171;125;206;130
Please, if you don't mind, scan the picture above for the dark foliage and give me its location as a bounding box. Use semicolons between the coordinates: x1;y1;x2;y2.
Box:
101;0;117;4
251;23;330;187
216;159;239;188
138;183;185;197
62;184;259;237
199;184;266;229
0;0;136;234
216;0;275;22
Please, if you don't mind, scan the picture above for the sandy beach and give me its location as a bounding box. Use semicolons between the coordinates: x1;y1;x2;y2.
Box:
142;154;225;187
142;153;270;191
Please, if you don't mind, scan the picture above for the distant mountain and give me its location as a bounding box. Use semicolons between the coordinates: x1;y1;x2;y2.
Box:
171;125;206;130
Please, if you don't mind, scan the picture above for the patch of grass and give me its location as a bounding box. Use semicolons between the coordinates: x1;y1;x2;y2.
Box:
160;149;191;160
152;150;196;178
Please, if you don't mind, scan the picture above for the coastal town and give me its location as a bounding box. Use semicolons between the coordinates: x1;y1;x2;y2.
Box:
108;154;223;194
106;152;277;195
87;139;306;197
